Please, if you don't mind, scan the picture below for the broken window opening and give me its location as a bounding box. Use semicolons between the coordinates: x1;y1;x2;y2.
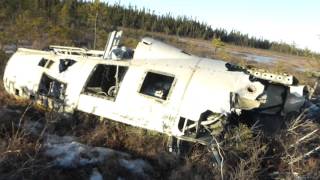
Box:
38;58;55;69
109;46;134;60
15;89;20;96
139;72;174;100
84;64;128;100
38;58;48;67
46;60;54;69
178;117;199;137
59;59;76;73
30;95;35;100
38;74;66;100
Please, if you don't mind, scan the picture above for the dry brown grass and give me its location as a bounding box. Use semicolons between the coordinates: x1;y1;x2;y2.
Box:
275;116;320;179
0;92;319;179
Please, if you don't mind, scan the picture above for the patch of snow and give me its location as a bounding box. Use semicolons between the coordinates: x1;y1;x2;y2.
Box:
23;120;43;136
45;134;76;144
42;134;154;179
119;159;153;175
90;168;103;180
44;135;130;168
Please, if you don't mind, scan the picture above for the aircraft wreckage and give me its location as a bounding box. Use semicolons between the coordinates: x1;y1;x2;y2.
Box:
3;31;310;158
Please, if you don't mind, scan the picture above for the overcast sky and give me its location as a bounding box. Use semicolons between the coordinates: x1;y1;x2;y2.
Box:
104;0;320;52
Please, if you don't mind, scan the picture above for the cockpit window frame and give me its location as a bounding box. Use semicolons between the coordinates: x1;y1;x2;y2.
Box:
138;70;176;102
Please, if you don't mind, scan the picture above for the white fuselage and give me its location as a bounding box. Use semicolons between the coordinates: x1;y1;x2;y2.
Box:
3;38;299;139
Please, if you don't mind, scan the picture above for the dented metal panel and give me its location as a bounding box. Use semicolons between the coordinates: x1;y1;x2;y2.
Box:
179;59;266;120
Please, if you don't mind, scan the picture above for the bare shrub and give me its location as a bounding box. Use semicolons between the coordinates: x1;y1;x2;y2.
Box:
0;105;46;179
223;124;268;180
275;115;320;179
168;150;219;180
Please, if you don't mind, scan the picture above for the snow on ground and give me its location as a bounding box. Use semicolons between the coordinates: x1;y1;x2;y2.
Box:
118;159;153;175
0;106;155;178
23;120;43;135
44;134;130;168
43;134;153;178
90;168;103;180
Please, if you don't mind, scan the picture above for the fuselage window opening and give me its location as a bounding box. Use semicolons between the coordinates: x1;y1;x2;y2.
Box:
46;60;54;69
38;58;55;69
38;58;48;67
139;72;174;100
15;89;20;96
38;74;66;100
83;64;128;100
59;59;76;73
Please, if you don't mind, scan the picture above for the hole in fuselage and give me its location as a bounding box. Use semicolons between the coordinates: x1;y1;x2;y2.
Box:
30;95;35;100
247;86;256;93
15;89;20;96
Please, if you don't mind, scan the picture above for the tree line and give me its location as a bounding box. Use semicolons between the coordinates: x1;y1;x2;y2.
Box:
0;0;318;58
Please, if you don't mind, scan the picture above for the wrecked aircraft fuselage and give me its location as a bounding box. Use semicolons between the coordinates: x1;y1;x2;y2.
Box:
3;31;307;147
